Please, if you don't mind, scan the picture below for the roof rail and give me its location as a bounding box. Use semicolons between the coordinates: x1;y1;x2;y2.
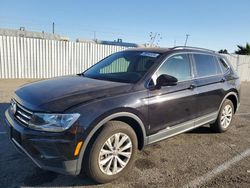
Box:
172;46;216;53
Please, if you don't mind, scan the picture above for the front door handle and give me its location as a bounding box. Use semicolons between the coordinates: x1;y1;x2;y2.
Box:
188;84;196;90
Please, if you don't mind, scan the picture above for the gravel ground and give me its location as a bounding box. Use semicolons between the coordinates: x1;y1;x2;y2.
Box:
0;79;249;188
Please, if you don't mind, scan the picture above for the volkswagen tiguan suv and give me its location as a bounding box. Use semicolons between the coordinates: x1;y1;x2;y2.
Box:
4;46;240;183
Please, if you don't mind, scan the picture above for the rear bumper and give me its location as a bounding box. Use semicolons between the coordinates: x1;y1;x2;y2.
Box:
4;109;80;175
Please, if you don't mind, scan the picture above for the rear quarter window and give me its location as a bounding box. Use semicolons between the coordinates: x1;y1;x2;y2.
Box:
219;58;230;73
193;54;221;77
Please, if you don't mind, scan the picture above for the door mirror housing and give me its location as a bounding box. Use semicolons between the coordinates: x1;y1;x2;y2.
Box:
156;74;178;88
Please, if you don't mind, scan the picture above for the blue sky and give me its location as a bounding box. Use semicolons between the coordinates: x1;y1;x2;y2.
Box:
0;0;249;52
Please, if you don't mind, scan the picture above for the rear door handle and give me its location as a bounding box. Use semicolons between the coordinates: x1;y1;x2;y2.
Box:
188;84;196;90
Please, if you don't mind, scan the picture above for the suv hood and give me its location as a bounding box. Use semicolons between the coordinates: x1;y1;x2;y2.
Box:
14;75;133;112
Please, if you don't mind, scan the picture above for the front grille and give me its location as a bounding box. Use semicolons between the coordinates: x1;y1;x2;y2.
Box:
14;102;33;126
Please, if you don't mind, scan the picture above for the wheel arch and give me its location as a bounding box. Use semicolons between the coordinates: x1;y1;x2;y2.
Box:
75;111;147;175
220;91;239;113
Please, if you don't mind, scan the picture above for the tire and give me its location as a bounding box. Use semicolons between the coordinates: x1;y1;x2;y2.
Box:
210;99;234;133
84;121;138;183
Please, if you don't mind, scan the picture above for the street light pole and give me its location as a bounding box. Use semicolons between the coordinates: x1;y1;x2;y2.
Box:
52;22;55;34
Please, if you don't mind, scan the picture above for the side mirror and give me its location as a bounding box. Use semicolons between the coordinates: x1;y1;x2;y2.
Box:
156;74;178;88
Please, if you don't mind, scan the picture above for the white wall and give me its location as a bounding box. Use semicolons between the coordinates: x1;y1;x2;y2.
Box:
224;54;250;81
0;36;127;78
0;36;250;81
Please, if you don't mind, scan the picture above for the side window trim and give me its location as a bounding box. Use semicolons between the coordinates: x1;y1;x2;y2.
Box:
151;53;194;85
190;54;198;77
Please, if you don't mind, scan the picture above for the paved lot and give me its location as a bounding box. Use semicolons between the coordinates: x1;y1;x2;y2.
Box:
0;79;250;188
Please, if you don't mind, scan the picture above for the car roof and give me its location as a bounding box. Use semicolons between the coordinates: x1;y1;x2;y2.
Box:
125;46;219;56
125;47;171;54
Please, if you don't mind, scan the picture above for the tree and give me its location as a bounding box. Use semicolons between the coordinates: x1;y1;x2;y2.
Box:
218;49;228;54
235;43;250;55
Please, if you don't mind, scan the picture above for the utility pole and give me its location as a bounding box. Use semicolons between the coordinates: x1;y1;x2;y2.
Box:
52;22;55;34
184;34;190;46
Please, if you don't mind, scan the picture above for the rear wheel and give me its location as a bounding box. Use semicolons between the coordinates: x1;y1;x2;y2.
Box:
84;121;137;183
210;99;234;133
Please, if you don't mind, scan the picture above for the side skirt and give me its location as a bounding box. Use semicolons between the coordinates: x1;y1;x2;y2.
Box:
147;112;218;145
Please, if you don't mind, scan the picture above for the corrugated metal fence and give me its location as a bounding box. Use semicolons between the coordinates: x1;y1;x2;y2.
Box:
1;36;250;81
0;36;127;78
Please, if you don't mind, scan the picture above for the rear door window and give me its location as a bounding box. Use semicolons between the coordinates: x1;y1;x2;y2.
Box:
193;54;221;77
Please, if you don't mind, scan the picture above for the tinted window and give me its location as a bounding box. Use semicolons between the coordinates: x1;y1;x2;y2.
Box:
84;51;161;83
219;58;229;73
157;54;192;81
194;54;221;77
100;57;129;73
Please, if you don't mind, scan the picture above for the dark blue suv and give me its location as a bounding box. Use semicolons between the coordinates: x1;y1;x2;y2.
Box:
4;46;240;183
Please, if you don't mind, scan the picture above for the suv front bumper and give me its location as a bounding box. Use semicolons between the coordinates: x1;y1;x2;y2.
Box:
4;109;80;175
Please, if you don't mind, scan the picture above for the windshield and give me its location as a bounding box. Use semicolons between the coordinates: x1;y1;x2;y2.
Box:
83;51;161;83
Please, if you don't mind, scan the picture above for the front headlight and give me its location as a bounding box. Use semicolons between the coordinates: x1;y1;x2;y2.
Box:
29;113;80;132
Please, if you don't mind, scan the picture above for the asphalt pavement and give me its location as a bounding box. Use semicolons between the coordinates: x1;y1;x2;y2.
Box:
0;79;249;188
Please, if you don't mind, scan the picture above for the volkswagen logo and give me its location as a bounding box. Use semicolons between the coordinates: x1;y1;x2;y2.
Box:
10;100;17;115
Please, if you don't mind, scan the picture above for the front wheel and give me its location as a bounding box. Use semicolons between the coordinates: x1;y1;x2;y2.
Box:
210;99;234;133
84;121;138;183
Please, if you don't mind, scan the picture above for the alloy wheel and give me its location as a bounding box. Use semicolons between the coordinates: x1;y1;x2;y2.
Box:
98;133;132;175
221;104;233;128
